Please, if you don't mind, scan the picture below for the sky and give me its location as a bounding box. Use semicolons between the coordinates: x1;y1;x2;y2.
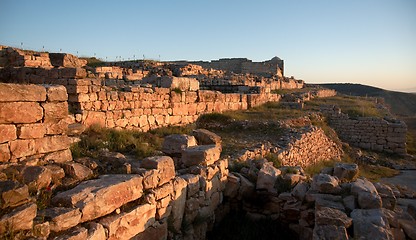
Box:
1;0;415;92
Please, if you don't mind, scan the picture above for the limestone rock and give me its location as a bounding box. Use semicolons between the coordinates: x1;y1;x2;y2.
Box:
333;163;359;181
39;207;82;232
0;203;37;234
313;225;349;240
182;144;221;167
398;219;416;240
256;162;281;193
33;221;50;238
61;162;93;181
191;129;222;146
52;226;88;240
312;174;341;194
292;181;309;201
141;156;175;186
342;195;356;212
351;178;382;209
22;166;52;192
100;203;156;240
0;83;46;102
162;134;197;156
374;182;396;210
86;222;106;240
224;173;240;198
0;181;29;208
168;177;187;233
351;208;393;240
52;174;143;222
315;207;352;228
0;124;16;143
45;85;68;102
134;221;168;240
0;102;43;124
181;174;200;197
234;173;255;199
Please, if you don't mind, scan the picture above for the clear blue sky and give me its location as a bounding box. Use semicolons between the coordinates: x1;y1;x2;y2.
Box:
1;0;415;91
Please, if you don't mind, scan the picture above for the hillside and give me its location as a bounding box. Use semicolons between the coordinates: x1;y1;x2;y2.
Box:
318;83;416;117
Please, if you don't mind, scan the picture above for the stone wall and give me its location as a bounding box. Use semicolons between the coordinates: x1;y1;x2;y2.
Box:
0;130;229;240
0;83;72;163
322;106;407;154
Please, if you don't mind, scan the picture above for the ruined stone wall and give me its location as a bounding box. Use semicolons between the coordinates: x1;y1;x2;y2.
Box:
0;83;72;163
322;107;407;154
277;126;343;167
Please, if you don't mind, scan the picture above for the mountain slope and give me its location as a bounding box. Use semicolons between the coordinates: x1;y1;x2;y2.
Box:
318;83;416;117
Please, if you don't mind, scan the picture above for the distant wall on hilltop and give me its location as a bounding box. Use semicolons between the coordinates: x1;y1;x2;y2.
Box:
322;106;407;155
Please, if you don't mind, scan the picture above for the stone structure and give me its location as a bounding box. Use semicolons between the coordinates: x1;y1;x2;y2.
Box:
0;83;72;163
322;106;407;155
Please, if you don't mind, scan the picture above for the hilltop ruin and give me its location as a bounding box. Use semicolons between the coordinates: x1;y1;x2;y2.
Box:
0;46;413;240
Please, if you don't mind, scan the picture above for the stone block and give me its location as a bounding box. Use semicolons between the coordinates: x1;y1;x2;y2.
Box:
333;163;359;181
10;139;36;159
86;222;106;240
141;156;175;186
83;111;106;127
43;102;68;122
134;221;168;240
0;143;10;162
315;207;352;227
311;174;341;194
55;226;88;240
0;203;37;234
182;144;221;167
44;149;73;163
34;136;71;154
168;177;187;233
0;181;29;209
22;166;52;192
162;134;197;156
0;102;43;124
39;207;82;232
256;162;281;192
100;203;156;240
351;209;393;240
0;124;16;143
0;83;46;102
312;225;348;240
52;174;143;222
191;129;222;146
61;162;93;181
45;85;68;101
151;182;173;200
19;123;45;139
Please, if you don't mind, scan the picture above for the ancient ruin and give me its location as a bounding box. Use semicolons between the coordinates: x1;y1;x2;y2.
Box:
0;46;414;240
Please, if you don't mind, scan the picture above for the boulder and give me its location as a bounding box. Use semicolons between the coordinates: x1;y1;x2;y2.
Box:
100;203;156;240
292;181;309;201
61;162;93;181
374;182;396;210
312;174;341;194
162;134;197;156
313;225;349;240
182;145;221;167
351;209;393;240
0;203;37;234
22;166;52;192
0;181;29;208
39;207;82;232
398;219;416;240
141;156;175;186
224;173;240;198
168;177;188;233
333;163;359;181
315;207;352;228
256;162;281;192
86;222;106;240
52;174;143;222
54;226;88;240
351;178;382;209
191;129;222;146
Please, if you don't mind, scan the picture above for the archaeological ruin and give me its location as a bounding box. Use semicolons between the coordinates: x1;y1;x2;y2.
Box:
0;45;414;240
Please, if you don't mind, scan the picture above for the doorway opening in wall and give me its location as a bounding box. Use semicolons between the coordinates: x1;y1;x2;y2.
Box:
207;210;298;240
